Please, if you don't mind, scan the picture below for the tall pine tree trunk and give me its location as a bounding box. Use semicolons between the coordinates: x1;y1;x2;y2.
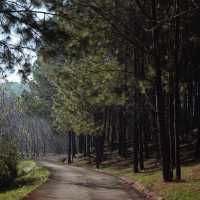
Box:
174;0;181;180
152;0;173;181
169;72;175;167
68;131;72;164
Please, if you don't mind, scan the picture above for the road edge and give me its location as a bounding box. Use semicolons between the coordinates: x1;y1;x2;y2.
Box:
93;169;164;200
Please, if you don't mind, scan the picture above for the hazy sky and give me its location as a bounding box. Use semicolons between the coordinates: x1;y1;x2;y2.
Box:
6;32;37;83
7;72;21;82
2;5;50;83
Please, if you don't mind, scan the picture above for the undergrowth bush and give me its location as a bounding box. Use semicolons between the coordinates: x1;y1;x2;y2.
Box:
0;137;19;189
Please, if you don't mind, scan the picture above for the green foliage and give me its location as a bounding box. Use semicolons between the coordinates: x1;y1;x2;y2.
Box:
36;49;125;135
0;138;19;189
30;1;125;135
0;160;49;200
33;5;129;135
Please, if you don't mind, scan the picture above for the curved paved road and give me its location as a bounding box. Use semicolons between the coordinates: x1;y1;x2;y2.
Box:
25;161;145;200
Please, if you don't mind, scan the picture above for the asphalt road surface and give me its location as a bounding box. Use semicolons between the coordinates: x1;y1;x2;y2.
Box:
25;160;145;200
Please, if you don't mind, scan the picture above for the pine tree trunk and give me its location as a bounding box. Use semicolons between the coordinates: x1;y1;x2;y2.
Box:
83;135;87;156
139;125;144;170
174;0;181;180
133;124;139;173
72;132;77;161
95;136;101;169
152;0;173;181
111;108;116;152
169;72;175;167
144;126;149;159
107;107;112;148
79;134;83;154
118;107;125;156
68;131;72;164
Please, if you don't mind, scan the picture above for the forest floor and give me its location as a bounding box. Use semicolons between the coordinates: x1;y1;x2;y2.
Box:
73;154;200;200
24;158;145;200
0;160;49;200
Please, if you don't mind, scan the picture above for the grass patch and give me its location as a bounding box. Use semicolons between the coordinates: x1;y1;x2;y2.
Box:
74;155;200;200
102;162;200;200
0;160;49;200
102;164;200;200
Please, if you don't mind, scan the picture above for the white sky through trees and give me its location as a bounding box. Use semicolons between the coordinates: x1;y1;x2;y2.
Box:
1;4;51;83
7;72;21;82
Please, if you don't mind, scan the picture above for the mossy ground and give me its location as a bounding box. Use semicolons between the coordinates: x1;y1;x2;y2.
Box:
0;160;49;200
74;155;200;200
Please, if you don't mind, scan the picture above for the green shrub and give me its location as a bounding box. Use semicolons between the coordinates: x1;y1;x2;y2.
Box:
0;138;19;189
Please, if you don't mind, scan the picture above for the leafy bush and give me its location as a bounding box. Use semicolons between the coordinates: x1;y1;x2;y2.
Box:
0;138;19;189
